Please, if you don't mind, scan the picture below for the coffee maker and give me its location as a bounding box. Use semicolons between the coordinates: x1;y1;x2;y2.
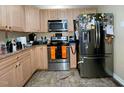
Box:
29;33;36;41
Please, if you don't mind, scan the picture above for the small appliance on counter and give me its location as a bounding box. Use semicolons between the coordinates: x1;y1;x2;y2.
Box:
16;42;22;50
6;40;13;53
28;33;37;43
16;37;27;49
69;36;75;43
0;43;7;54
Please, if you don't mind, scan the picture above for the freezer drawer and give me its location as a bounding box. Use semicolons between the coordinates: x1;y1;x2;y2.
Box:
78;55;113;78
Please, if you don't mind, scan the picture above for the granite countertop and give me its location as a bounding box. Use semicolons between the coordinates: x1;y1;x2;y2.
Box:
0;44;47;60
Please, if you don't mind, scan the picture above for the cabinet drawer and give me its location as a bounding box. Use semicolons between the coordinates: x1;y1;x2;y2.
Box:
0;55;17;70
17;50;31;61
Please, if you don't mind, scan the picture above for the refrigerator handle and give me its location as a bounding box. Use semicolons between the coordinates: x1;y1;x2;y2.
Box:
95;21;98;48
97;21;101;48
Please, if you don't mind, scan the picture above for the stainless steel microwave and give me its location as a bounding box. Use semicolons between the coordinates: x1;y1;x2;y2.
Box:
48;20;68;32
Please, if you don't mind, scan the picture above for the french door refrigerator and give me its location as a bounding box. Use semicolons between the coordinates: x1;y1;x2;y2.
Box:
76;13;114;78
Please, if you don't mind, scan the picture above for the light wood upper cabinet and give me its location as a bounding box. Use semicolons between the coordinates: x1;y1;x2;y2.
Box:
0;5;25;32
47;9;58;20
0;6;8;30
24;6;40;32
40;9;48;32
58;9;67;19
85;8;97;13
6;5;25;32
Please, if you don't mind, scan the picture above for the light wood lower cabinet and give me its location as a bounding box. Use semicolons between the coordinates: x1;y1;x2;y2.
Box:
36;45;48;70
21;55;31;85
30;47;37;74
70;44;77;68
0;46;48;87
0;64;16;87
15;60;23;87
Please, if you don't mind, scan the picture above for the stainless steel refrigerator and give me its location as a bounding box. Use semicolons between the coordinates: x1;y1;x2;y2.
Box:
76;13;114;78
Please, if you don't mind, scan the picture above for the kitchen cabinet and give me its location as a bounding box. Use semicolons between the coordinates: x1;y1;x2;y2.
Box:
0;6;8;30
30;47;37;74
85;8;96;13
40;9;48;32
21;51;31;84
57;9;67;19
12;50;32;87
36;45;48;70
0;49;32;87
25;6;40;32
15;60;23;87
0;55;18;87
0;5;25;32
6;5;25;32
40;8;96;32
47;9;58;20
70;44;77;68
0;64;16;87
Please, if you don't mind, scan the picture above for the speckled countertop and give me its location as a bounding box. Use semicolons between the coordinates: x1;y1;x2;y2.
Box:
0;44;47;60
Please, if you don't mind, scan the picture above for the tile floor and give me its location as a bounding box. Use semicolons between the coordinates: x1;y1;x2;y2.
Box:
25;69;120;87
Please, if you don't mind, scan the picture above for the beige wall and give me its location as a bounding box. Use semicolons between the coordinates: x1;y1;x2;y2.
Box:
97;5;124;83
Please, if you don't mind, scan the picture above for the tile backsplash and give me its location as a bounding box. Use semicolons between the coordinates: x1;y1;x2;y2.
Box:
0;31;74;43
0;31;29;43
36;32;74;39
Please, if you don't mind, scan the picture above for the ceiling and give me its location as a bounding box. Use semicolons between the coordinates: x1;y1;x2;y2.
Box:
35;5;98;9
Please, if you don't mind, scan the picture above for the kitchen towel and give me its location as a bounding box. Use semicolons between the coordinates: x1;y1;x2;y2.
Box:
51;46;56;60
62;46;67;59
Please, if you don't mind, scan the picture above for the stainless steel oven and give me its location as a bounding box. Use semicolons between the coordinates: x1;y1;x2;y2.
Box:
48;20;68;32
47;36;70;70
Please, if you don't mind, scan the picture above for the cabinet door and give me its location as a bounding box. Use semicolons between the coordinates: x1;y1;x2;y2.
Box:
25;6;40;32
30;48;37;74
21;54;31;84
58;9;67;19
0;6;7;30
70;44;77;68
36;46;48;70
42;46;48;69
0;64;16;87
15;61;23;87
6;5;25;32
85;8;96;14
36;46;43;69
47;9;58;20
40;9;48;32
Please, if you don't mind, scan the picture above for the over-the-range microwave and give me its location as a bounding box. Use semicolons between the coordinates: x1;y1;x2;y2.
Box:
48;20;68;32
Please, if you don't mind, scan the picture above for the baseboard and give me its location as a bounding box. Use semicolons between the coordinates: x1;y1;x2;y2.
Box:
113;73;124;86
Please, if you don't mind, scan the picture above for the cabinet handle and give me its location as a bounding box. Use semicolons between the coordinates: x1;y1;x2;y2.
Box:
9;26;11;29
19;64;20;66
5;25;7;28
16;65;18;68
